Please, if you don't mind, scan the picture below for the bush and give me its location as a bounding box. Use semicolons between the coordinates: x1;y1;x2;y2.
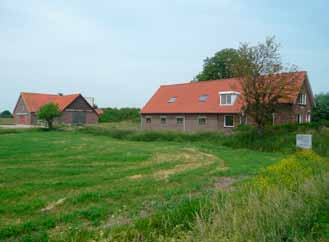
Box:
223;123;329;157
80;123;329;157
79;126;225;143
99;108;140;123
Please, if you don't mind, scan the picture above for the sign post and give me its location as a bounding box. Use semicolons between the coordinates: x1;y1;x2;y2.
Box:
296;134;312;149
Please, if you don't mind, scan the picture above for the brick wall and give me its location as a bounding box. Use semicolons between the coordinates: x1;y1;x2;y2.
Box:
86;112;99;124
141;113;240;132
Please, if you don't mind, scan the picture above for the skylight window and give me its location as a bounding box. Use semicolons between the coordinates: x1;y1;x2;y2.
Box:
168;97;177;103
199;95;208;102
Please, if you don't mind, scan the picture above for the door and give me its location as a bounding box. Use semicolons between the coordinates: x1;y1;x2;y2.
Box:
72;112;86;124
18;115;25;124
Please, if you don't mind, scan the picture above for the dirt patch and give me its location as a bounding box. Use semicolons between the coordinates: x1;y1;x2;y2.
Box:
152;147;223;180
153;161;211;180
214;177;237;191
128;174;143;180
41;198;66;212
106;214;132;228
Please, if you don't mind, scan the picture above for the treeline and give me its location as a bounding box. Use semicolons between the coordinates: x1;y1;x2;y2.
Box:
0;110;13;118
99;107;140;122
312;92;329;122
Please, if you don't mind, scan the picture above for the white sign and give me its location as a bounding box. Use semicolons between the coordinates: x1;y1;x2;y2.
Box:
296;134;312;149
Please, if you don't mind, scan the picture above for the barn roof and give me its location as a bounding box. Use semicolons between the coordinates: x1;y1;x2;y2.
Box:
19;92;81;112
141;71;309;114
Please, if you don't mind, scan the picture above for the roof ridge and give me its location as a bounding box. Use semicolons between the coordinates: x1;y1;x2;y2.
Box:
160;71;306;88
160;77;240;88
21;92;81;97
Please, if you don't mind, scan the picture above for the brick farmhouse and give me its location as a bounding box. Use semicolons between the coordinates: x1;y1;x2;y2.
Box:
13;92;100;125
141;71;314;132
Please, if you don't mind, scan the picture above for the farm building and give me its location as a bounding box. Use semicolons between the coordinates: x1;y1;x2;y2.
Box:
141;71;314;132
13;92;100;125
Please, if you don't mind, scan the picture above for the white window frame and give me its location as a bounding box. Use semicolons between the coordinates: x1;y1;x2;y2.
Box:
160;116;167;124
198;116;207;125
307;113;311;123
219;91;240;106
297;114;303;124
297;93;307;105
176;116;184;125
224;115;234;128
145;116;152;124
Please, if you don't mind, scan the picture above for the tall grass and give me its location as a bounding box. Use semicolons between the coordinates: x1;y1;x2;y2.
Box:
80;123;329;157
79;126;225;143
223;125;329;157
101;151;329;241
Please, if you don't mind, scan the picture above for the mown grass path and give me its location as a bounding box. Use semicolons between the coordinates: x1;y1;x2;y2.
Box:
0;131;283;241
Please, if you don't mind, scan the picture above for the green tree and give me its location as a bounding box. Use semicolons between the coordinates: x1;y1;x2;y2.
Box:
0;110;13;118
99;107;140;122
37;103;61;129
195;48;240;81
234;36;298;132
312;93;329;121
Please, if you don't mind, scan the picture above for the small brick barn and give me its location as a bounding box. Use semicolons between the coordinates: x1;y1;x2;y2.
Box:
141;71;314;132
13;92;100;125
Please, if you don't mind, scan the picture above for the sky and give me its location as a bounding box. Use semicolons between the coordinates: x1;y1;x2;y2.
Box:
1;0;328;111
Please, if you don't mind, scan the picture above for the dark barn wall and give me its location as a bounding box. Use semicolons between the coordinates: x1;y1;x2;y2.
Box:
61;96;98;124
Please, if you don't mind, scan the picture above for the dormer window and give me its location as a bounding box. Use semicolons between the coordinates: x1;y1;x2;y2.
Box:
199;95;208;102
168;97;176;103
297;93;306;105
219;91;239;106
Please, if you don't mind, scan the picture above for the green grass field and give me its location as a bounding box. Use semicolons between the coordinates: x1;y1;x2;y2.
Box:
0;130;283;241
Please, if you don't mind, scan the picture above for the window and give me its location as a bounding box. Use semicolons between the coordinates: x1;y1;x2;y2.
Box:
219;91;239;106
224;115;234;127
160;116;167;124
145;117;152;123
296;114;303;124
297;93;307;105
176;117;184;124
307;113;311;123
198;116;207;125
168;97;177;103
199;95;208;102
221;94;232;105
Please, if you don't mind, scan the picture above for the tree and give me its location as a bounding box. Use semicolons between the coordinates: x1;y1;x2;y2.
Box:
234;36;298;131
37;103;61;129
195;48;241;81
0;110;13;118
312;93;329;121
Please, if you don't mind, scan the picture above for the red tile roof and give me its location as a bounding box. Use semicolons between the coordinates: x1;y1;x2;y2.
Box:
95;109;104;116
20;92;81;112
141;71;307;114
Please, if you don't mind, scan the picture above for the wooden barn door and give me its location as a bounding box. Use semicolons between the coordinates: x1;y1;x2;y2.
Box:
72;112;86;124
18;115;25;124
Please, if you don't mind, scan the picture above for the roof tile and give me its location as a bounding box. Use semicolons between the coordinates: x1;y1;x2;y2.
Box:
141;72;306;114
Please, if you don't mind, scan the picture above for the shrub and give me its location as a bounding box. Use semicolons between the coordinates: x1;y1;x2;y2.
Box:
80;126;225;144
99;108;140;123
